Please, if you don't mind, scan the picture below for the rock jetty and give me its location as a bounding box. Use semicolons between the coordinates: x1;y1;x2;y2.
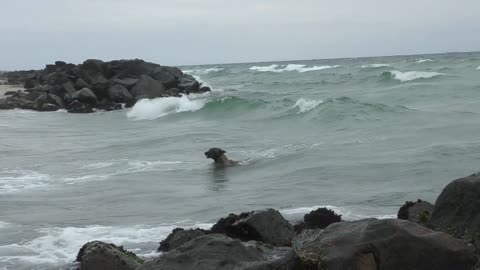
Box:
0;59;210;113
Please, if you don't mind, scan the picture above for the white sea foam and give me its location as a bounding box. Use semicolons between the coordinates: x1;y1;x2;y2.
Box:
416;58;434;63
0;170;52;194
293;98;323;113
0;221;10;229
390;70;445;82
476;66;480;70
360;63;390;68
250;64;340;73
280;205;396;221
127;95;207;120
0;223;213;265
183;67;225;75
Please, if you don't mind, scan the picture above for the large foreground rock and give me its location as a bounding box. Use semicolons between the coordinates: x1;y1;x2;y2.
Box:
292;218;476;270
76;241;143;270
431;173;480;250
397;199;434;226
210;208;295;246
158;228;207;252
140;234;299;270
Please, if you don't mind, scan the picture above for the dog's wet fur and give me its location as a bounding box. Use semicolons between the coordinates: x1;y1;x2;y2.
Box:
205;148;238;166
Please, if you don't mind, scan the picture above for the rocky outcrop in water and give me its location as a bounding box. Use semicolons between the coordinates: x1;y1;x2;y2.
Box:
397;199;434;227
431;173;480;253
0;59;208;113
76;241;144;270
75;173;480;270
292;218;476;270
142;234;299;270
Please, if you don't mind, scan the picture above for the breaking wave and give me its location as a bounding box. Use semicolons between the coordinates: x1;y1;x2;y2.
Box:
127;95;208;120
293;98;324;113
416;58;434;63
379;70;446;82
0;170;52;194
250;64;340;73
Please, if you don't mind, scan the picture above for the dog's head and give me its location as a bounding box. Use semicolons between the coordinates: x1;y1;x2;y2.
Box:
205;148;226;160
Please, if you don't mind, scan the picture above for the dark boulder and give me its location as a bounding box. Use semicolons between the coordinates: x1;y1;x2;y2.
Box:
198;86;211;93
81;59;105;74
76;241;143;270
431;173;480;250
82;72;109;98
139;234;299;270
162;66;184;79
303;207;342;230
40;103;59;111
150;67;178;88
42;72;70;86
398;199;434;226
107;59;159;78
71;88;98;105
292;218;476;270
130;75;166;100
0;97;34;110
178;74;200;94
165;88;181;97
75;78;90;90
33;93;64;109
107;84;133;103
54;61;67;67
4;90;22;96
112;77;138;89
61;81;77;94
158;228;207;252
96;99;123;111
67;100;94;113
210;208;295;246
24;78;37;89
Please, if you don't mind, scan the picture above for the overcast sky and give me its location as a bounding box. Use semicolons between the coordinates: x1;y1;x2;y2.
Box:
1;0;480;70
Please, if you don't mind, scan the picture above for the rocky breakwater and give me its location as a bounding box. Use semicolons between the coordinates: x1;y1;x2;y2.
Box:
0;59;210;113
74;173;480;270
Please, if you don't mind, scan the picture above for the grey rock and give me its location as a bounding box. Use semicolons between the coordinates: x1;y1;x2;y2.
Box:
150;67;177;88
75;78;90;90
107;84;133;103
40;103;59;111
158;228;207;252
62;81;77;94
33;93;64;109
130;75;166;100
292;218;476;270
71;88;98;105
431;173;480;250
140;234;298;270
398;199;434;226
178;74;199;94
76;241;143;270
67;100;94;113
211;208;295;246
112;77;138;89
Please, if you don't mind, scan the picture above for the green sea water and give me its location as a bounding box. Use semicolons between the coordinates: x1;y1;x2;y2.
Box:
1;52;480;269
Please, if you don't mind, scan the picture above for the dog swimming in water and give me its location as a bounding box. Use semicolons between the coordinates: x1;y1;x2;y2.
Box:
205;148;239;166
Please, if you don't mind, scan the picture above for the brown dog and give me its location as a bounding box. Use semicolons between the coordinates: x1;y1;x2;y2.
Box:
204;148;238;166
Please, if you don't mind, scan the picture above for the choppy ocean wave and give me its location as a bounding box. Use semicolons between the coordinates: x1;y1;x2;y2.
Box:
0;222;213;266
250;64;340;73
127;95;208;120
183;67;226;75
0;170;52;194
293;98;324;113
416;59;434;63
379;70;446;82
360;63;390;68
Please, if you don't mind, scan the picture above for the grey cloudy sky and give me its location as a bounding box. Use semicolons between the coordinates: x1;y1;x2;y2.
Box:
1;0;479;69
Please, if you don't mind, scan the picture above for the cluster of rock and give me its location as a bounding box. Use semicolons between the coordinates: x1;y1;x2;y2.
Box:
0;59;209;113
75;173;480;270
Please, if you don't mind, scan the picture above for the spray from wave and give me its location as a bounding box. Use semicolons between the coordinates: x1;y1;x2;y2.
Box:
0;170;51;194
127;95;207;120
293;98;323;113
380;70;445;82
476;66;480;70
250;64;340;73
182;67;225;75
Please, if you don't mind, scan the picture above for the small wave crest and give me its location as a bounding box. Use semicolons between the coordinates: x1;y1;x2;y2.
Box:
293;98;323;113
416;58;434;63
250;64;340;73
360;64;390;68
0;170;51;194
380;70;445;82
183;67;226;75
476;66;480;70
127;95;208;120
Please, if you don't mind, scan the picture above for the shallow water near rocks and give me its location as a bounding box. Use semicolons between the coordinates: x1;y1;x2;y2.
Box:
1;52;480;269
